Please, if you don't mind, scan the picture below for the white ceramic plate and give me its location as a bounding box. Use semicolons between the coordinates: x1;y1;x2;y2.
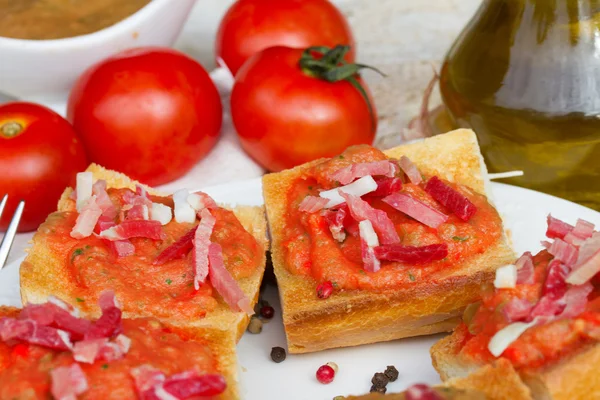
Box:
2;178;599;399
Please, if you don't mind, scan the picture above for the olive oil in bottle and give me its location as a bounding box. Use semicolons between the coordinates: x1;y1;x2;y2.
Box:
440;0;600;210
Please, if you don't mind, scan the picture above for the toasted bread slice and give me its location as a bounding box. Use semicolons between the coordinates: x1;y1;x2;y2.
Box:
431;327;600;400
341;361;530;400
263;129;515;353
0;306;240;399
20;164;268;341
342;387;486;400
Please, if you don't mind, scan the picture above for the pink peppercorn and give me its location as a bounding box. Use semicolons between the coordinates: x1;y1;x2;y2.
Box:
316;364;335;384
316;281;333;299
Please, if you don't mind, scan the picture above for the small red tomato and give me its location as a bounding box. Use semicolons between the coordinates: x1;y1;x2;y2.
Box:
68;47;222;186
231;46;378;172
316;364;335;384
0;102;88;232
316;281;334;299
216;0;355;76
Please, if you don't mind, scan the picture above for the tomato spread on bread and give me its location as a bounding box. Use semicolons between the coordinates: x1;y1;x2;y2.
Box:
0;295;226;399
38;173;261;319
458;215;600;369
282;145;503;291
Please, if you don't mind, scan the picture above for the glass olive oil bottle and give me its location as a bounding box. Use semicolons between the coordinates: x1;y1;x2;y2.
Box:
440;0;600;210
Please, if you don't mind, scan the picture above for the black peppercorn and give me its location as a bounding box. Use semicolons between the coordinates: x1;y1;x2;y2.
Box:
371;372;389;388
384;365;399;382
370;384;386;394
270;346;286;363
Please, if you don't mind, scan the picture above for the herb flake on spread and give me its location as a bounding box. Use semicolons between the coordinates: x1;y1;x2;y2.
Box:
452;236;470;242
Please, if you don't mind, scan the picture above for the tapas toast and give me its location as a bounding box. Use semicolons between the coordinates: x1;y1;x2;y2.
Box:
20;164;268;339
0;295;239;399
432;215;600;399
263;129;515;353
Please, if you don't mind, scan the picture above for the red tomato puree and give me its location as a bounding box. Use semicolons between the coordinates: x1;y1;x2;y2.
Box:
37;189;262;320
282;145;504;291
0;313;220;399
458;251;600;370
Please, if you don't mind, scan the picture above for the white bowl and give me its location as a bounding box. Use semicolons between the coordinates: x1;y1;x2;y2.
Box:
0;0;197;101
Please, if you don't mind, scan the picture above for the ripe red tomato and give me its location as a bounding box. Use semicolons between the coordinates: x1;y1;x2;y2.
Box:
216;0;355;76
230;46;377;172
67;47;222;186
0;102;88;232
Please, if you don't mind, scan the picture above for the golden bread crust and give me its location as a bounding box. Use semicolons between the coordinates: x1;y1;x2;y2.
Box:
20;164;268;342
431;324;600;399
263;129;515;353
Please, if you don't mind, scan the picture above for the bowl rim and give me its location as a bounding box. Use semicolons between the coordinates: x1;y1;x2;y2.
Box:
0;0;190;49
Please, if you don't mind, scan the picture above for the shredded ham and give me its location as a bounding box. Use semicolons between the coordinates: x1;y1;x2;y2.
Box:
572;219;595;239
339;191;400;244
546;215;574;239
515;252;535;284
19;302;90;341
161;373;228;398
95;217;116;234
116;333;132;353
99;220;164;241
0;319;73;350
566;233;600;285
382;192;448;229
73;338;108;364
107;240;135;258
131;365;166;393
84;296;122;341
193;209;216;289
126;204;149;220
99;290;121;311
398;156;422;184
548;239;578;266
358;220;381;272
154;226;196;265
424;176;477;221
131;365;227;399
557;282;594;319
93;180;117;219
543;260;570;299
374;243;448;264
298;196;329;213
208;243;253;314
564;232;585;246
503;298;534;322
370;177;403;197
187;192;218;212
51;364;89;400
321;207;347;242
71;196;102;239
331;160;397;185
